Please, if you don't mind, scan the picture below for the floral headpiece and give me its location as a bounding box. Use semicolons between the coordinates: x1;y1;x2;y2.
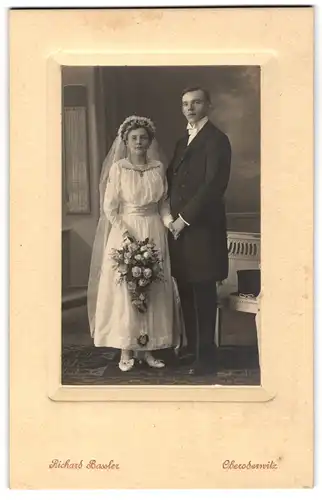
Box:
118;115;156;143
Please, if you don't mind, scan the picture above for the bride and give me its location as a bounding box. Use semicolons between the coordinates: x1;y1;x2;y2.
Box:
87;115;184;372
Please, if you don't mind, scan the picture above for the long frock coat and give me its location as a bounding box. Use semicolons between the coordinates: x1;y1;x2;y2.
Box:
167;120;232;284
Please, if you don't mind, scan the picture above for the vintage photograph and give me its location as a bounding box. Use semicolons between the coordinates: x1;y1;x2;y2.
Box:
61;65;261;386
9;6;314;489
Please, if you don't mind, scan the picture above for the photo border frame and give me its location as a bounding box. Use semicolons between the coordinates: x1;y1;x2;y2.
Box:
47;50;278;402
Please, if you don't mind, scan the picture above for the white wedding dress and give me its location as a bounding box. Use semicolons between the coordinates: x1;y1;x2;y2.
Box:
94;158;180;351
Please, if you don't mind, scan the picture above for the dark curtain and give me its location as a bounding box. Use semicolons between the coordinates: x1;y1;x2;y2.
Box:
97;65;260;214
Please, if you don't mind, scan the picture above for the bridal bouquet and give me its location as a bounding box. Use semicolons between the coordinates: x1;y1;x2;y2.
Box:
111;235;164;314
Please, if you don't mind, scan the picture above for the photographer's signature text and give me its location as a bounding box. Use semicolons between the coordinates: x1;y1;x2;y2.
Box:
49;459;120;470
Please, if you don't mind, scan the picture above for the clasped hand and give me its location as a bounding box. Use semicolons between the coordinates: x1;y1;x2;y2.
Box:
168;217;186;240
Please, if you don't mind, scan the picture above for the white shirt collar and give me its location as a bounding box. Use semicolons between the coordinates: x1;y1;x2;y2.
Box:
187;115;209;133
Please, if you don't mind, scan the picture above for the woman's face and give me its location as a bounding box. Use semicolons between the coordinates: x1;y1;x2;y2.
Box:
126;127;150;156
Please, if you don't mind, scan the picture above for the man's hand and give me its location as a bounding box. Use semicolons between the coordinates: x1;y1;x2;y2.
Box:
170;217;186;240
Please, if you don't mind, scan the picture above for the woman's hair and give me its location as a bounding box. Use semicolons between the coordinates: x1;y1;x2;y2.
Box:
118;115;156;144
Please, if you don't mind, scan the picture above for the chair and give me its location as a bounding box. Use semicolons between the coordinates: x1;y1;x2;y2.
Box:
215;231;261;350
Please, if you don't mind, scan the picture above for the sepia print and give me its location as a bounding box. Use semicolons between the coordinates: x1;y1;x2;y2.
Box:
61;65;261;386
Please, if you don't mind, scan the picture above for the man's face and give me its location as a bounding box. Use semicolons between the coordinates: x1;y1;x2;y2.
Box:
182;89;209;124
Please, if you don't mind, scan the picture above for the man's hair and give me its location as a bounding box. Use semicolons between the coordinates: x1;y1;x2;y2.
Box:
181;86;211;103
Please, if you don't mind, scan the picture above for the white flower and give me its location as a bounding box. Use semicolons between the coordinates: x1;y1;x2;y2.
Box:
139;293;145;301
124;258;130;265
132;266;142;278
138;279;148;287
140;245;148;252
135;254;142;261
129;243;139;252
118;116;156;141
143;268;152;279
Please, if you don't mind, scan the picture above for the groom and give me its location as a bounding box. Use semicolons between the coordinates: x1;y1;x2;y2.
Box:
167;87;231;375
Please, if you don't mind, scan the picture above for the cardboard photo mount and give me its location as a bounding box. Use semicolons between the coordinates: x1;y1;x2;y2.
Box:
10;8;314;489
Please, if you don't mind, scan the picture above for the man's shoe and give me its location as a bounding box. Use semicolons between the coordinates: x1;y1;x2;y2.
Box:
178;351;196;366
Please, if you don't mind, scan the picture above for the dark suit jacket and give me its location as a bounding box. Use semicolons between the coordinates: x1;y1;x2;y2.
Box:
167;120;231;283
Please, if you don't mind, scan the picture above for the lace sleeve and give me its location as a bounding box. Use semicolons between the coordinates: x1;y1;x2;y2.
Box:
158;162;173;228
103;163;128;235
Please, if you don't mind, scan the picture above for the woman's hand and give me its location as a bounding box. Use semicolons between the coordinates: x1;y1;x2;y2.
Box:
168;222;179;240
169;218;185;240
162;214;174;231
168;221;175;236
123;231;133;243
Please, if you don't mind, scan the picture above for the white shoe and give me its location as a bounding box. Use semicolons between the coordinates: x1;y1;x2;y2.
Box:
145;354;165;369
118;358;135;372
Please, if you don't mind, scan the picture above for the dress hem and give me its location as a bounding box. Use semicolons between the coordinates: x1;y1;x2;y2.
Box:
93;342;176;351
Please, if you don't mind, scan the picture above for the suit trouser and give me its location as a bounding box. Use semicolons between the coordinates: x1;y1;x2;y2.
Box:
177;279;218;364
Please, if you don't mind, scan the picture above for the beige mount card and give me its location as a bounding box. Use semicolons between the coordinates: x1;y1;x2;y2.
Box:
10;7;314;489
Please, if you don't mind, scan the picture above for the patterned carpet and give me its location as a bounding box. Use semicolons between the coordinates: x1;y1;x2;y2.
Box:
62;345;260;385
